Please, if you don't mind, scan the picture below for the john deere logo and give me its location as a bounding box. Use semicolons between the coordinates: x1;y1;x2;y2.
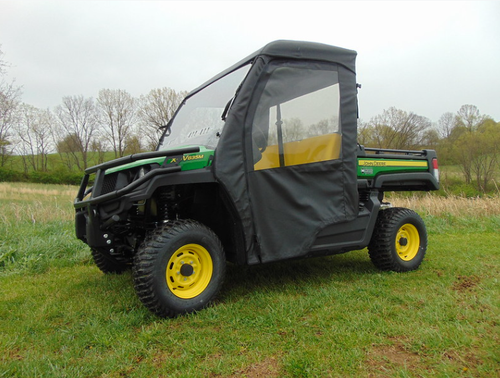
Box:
360;160;386;167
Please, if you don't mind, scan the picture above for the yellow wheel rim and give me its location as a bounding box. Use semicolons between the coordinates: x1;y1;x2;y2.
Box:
166;244;213;299
395;223;420;261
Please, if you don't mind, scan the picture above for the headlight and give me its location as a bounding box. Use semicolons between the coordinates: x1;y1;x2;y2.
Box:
138;167;146;179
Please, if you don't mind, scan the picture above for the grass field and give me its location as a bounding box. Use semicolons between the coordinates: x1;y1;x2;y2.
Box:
1;183;499;377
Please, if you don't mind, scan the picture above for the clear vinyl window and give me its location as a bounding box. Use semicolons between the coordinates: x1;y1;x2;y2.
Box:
158;64;251;150
252;64;341;170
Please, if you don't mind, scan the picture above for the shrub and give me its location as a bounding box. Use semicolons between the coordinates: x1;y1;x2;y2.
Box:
0;168;27;183
28;170;83;186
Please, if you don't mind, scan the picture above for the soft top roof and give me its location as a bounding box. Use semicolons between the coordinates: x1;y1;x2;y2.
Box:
187;40;357;98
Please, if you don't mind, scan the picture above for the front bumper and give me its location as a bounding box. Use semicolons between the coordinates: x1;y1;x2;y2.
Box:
74;147;200;248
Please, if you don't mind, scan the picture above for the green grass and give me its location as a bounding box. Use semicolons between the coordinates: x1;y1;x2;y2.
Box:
0;183;88;274
1;183;499;377
4;151;118;173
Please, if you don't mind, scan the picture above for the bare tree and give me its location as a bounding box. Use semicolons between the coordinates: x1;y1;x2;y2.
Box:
137;87;186;150
14;104;54;172
56;133;81;170
0;46;22;166
366;107;431;150
420;128;440;149
33;108;55;171
308;116;339;137
449;105;495;190
54;95;99;170
123;134;143;155
437;112;456;139
282;117;305;143
97;89;137;157
454;116;499;191
90;139;106;165
357;119;373;146
456;104;487;132
0;46;7;75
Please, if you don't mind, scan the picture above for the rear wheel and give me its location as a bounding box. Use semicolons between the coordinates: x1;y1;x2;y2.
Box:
133;219;226;318
368;207;427;272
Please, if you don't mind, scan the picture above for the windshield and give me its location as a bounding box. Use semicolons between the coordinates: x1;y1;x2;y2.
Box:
158;64;251;151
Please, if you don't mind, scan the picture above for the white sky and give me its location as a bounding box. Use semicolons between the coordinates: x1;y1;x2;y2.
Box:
0;0;499;123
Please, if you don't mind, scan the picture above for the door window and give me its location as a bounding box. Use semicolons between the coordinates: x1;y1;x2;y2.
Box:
252;64;341;170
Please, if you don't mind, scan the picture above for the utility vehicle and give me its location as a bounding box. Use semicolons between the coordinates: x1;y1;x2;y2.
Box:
75;40;439;318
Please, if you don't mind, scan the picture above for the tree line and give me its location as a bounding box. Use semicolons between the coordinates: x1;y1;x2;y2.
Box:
1;46;499;192
2;88;187;171
1;45;187;173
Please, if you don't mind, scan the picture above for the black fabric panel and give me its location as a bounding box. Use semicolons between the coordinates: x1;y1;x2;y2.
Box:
213;57;268;264
243;63;359;264
247;160;346;263
337;65;359;220
213;42;358;265
259;40;356;73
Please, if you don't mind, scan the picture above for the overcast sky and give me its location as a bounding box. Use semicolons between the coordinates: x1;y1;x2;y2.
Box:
1;1;499;123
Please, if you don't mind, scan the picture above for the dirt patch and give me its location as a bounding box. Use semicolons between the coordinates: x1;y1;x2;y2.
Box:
207;355;281;378
442;349;483;375
452;275;480;292
2;348;24;362
230;356;281;378
365;338;422;377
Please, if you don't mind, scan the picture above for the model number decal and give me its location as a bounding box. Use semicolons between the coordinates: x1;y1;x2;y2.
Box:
166;154;204;164
361;168;373;175
182;154;204;161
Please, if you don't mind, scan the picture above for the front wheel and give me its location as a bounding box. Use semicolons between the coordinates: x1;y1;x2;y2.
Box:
368;208;427;272
133;219;226;318
91;248;130;274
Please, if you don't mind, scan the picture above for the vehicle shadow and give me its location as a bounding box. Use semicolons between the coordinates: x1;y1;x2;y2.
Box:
219;251;378;302
84;250;380;318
